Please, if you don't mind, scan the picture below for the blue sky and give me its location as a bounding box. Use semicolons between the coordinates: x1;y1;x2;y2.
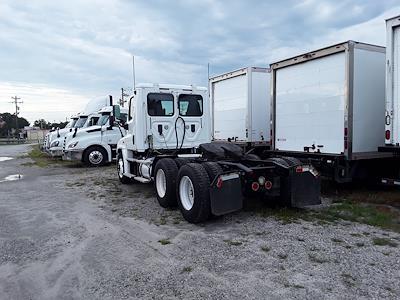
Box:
0;0;400;123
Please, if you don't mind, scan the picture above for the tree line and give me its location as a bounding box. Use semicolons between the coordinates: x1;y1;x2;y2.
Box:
0;113;68;137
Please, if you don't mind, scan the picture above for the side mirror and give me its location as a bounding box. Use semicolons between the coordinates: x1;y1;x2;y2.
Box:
113;105;121;120
123;123;129;130
109;115;115;128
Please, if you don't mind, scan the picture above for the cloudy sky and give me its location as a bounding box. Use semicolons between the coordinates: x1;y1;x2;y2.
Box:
0;0;400;124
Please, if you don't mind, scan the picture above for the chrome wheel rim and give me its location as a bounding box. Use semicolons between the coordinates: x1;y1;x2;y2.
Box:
88;150;103;165
156;169;166;198
179;176;194;211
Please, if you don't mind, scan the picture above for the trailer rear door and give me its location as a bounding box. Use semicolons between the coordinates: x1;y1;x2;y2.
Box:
393;26;400;144
213;74;248;141
275;52;346;154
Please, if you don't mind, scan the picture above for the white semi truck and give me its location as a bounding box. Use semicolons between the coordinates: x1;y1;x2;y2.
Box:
209;67;270;147
43;115;79;152
63;104;128;166
44;95;112;157
47;113;100;157
116;83;320;223
269;41;394;183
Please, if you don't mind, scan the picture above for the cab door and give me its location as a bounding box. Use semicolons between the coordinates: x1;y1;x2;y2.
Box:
147;92;176;149
177;94;205;147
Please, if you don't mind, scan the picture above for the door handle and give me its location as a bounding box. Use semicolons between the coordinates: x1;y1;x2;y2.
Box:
158;124;163;135
191;124;195;132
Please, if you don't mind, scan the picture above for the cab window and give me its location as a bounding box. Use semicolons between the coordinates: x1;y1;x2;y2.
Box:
98;114;110;126
178;94;203;116
147;93;174;116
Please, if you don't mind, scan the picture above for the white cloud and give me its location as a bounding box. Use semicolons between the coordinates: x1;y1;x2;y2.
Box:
1;0;400;123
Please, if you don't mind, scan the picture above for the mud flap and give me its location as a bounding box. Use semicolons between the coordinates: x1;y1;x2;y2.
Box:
210;173;243;216
281;166;321;208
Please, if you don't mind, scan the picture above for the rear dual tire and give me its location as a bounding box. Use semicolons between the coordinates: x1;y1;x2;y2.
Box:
154;159;221;223
177;163;213;223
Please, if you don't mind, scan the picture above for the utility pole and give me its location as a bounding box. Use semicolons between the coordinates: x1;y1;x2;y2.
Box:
119;88;129;107
9;96;23;138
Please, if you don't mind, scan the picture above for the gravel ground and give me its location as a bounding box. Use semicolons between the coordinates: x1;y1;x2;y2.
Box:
0;144;399;299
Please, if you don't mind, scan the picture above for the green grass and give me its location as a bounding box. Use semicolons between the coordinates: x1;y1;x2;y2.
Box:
223;239;243;246
24;144;74;167
308;253;329;264
158;239;171;245
181;266;193;273
261;246;270;252
372;237;398;247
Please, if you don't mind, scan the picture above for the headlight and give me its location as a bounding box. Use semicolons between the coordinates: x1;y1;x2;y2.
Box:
50;140;59;147
68;141;79;148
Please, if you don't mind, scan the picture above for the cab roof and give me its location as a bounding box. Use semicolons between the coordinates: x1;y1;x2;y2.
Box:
136;83;207;91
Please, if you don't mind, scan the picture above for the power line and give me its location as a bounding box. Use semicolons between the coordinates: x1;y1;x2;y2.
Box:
119;88;129;107
9;96;23;136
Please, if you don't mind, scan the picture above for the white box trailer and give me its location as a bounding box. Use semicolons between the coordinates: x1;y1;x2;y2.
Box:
270;41;390;182
384;16;400;150
209;67;270;145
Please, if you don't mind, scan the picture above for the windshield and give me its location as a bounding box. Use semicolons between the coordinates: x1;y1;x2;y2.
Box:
74;116;88;128
97;114;110;126
69;118;78;128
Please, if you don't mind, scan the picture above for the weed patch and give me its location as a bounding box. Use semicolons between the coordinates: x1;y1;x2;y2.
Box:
372;237;398;247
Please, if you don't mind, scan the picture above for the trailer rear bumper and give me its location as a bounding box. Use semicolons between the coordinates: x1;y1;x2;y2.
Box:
379;146;400;154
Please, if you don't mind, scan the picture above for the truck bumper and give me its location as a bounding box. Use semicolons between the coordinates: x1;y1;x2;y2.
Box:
63;149;84;162
49;147;64;157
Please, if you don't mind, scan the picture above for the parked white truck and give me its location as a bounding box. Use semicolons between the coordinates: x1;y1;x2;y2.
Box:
45;96;112;157
209;67;270;147
116;83;320;223
63;105;128;166
43;115;79;152
379;16;400;185
270;41;393;182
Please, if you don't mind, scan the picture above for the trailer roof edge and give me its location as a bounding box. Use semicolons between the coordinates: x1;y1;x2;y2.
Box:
209;66;270;82
270;41;385;70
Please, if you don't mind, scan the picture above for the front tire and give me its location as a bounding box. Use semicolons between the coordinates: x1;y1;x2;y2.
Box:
177;163;211;223
84;146;107;167
154;158;178;208
117;154;131;184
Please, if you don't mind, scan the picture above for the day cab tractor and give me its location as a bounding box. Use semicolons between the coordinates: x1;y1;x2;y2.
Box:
117;83;321;223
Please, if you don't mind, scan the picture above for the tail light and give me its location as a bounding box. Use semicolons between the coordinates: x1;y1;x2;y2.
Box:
251;182;260;192
385;130;391;140
216;177;223;189
265;181;273;190
295;166;303;173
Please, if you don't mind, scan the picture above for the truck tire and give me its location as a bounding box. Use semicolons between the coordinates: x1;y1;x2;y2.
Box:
174;157;190;168
84;146;107;167
154;158;178;208
117;154;131;184
202;162;223;183
177;163;211;223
